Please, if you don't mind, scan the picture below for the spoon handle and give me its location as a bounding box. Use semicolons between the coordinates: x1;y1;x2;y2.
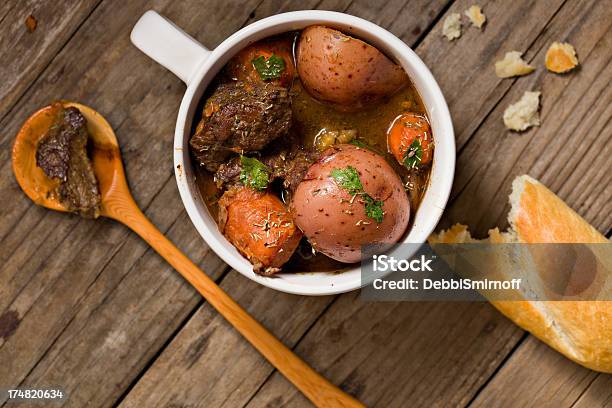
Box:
110;197;364;408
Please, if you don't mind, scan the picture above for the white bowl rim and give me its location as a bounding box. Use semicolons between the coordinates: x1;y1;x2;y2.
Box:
164;10;456;296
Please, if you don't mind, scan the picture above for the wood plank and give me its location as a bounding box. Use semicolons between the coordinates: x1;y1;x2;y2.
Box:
241;0;452;47
0;179;227;406
343;0;452;46
247;297;523;407
117;1;575;407
440;0;612;236
246;0;612;406
0;0;102;123
0;0;267;406
14;210;229;407
572;374;612;408
470;336;602;407
415;0;563;152
116;0;459;406
0;1;607;408
120;271;333;408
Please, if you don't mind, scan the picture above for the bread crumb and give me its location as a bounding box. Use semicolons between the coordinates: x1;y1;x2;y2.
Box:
495;51;535;78
443;13;462;41
465;5;486;29
503;91;541;131
545;42;579;73
25;15;37;33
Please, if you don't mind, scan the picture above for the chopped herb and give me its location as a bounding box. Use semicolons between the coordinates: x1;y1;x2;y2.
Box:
251;54;286;80
330;166;385;223
349;139;385;155
363;196;385;223
403;139;423;169
330;166;363;194
239;156;270;190
349;139;369;149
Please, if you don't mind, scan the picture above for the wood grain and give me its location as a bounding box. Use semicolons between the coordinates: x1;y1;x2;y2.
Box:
572;374;612;408
120;271;334;407
0;0;610;406
0;0;265;406
99;172;363;407
470;336;602;407
0;0;102;123
247;297;523;407
441;0;612;236
241;0;612;406
117;1;463;407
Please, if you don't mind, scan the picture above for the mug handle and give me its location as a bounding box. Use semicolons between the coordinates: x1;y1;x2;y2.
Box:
130;10;210;85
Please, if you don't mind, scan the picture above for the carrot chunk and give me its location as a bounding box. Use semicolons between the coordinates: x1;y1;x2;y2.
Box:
218;187;302;275
225;38;295;88
387;113;433;168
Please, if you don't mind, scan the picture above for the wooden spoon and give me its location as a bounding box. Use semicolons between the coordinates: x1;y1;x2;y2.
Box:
12;102;364;408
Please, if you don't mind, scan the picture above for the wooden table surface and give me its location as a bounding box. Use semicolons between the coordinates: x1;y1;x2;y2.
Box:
1;0;611;407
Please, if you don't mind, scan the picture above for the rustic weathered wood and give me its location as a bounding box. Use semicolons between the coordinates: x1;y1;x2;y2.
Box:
120;271;334;407
572;373;612;408
118;1;560;404
470;336;601;407
116;0;608;405
441;0;612;236
0;0;102;127
2;0;454;400
0;0;610;407
12;100;361;407
0;0;266;406
239;0;612;406
343;0;452;45
247;297;524;407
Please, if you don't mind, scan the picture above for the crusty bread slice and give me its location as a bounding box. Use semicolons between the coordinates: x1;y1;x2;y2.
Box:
429;175;611;373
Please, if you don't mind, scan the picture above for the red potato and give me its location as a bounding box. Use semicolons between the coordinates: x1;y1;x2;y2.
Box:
387;113;433;168
225;37;295;88
296;25;408;111
290;144;410;263
218;187;302;275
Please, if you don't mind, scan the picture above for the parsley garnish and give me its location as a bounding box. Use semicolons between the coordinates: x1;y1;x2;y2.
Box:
239;156;270;190
330;166;362;194
403;139;423;169
330;166;385;223
251;54;286;80
349;139;386;155
363;195;384;223
349;139;369;149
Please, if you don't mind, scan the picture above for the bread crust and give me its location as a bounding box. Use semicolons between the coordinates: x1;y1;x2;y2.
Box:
430;175;611;373
545;42;579;73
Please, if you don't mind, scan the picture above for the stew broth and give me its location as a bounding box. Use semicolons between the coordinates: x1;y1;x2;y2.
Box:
195;81;430;273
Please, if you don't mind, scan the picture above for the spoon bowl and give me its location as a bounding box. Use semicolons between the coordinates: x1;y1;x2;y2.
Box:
11;102;363;408
12;102;127;218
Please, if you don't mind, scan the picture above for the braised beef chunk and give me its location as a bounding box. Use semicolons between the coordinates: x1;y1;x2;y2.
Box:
190;81;292;172
265;147;319;191
36;105;101;218
214;156;243;187
213;139;319;192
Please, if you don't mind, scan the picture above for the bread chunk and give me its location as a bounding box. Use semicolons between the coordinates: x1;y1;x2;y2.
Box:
503;91;541;131
442;13;462;41
429;175;611;373
465;5;486;29
495;51;535;78
545;42;579;73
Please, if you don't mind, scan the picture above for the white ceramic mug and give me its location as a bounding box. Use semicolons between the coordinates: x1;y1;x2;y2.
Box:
130;10;455;295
